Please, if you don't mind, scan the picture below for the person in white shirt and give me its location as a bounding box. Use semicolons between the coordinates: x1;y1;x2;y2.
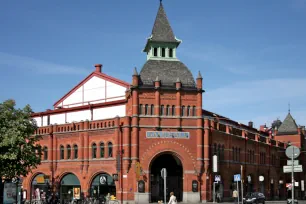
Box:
168;192;177;204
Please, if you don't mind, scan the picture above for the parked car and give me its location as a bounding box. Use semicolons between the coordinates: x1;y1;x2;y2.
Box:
287;199;298;204
243;192;265;204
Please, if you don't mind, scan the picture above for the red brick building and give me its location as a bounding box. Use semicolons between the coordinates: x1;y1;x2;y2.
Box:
22;2;303;203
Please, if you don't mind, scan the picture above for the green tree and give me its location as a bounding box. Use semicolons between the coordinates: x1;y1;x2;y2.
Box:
0;99;41;179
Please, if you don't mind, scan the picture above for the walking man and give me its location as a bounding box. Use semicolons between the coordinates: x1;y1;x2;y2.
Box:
233;189;238;204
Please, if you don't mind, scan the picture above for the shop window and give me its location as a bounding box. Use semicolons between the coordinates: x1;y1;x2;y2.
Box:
139;104;143;115
74;145;78;159
60;145;64;160
181;106;185;116
67;145;71;159
162;48;165;57
100;142;105;158
151;104;154;115
89;173;116;198
169;48;173;57
145;104;149;115
166;105;170;116
172;105;175;116
154;48;158;56
108;142;113;157
60;173;81;203
43;146;48;160
92;143;97;159
160;105;164;115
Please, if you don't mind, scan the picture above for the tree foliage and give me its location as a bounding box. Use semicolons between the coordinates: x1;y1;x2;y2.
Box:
0;99;41;179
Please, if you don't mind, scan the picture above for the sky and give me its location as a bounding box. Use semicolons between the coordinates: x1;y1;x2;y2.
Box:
1;0;306;128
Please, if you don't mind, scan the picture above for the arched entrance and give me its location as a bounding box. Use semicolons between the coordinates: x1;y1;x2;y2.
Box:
150;153;183;202
89;173;116;199
60;173;81;203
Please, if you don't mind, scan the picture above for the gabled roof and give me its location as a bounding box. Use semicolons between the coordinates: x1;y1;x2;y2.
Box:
143;2;180;52
53;71;129;108
277;113;298;135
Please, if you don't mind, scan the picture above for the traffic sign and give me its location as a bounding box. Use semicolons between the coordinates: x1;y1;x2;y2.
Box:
234;174;241;182
283;165;303;173
161;168;167;179
286;146;300;159
287;160;299;166
215;175;221;182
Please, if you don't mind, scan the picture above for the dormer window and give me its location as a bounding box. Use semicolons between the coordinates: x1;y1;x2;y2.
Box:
154;48;158;57
169;49;173;57
162;48;165;57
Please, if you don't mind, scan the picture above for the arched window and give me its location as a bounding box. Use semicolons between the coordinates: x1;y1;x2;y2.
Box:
160;105;164;115
187;106;191;116
43;146;48;160
172;105;175;116
67;145;71;159
108;142;113;157
162;48;165;57
181;106;185;116
92;143;97;159
139;104;143;115
100;142;105;158
217;144;221;161
154;48;158;57
213;143;217;156
232;147;235;161
221;145;225;161
60;145;64;160
166;105;170;116
169;48;173;57
151;104;154;115
192;106;196;116
238;148;241;161
73;145;78;159
145;104;149;115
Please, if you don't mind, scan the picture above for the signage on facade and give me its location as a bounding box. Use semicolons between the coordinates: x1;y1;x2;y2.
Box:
36;176;45;184
146;131;190;139
73;187;80;199
100;176;107;185
213;155;218;173
138;180;145;193
192;180;198;192
302;180;305;191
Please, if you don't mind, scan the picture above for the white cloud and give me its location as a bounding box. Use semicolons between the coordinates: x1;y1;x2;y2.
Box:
0;52;89;75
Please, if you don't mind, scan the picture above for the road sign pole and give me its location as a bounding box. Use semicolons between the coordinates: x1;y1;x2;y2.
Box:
237;180;240;204
292;148;294;203
213;182;215;203
241;165;243;203
164;171;167;204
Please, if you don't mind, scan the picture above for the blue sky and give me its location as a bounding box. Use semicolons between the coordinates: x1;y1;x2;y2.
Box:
1;0;306;128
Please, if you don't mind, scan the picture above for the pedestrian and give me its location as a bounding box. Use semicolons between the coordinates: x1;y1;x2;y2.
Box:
168;192;177;204
233;189;238;204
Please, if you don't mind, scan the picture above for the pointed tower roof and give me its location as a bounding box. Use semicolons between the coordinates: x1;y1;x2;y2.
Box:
143;1;181;52
277;113;298;135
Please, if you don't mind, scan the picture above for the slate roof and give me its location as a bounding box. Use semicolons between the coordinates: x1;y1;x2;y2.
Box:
277;113;298;135
139;60;195;87
151;2;178;43
144;2;180;52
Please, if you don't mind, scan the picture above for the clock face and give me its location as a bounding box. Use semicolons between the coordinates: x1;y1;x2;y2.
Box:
100;176;107;185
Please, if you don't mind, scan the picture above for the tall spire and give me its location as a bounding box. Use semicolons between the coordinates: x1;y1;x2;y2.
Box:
143;1;181;53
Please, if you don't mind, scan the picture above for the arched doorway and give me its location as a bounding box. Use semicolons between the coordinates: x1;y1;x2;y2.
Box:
60;173;81;203
89;173;116;199
150;153;183;202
